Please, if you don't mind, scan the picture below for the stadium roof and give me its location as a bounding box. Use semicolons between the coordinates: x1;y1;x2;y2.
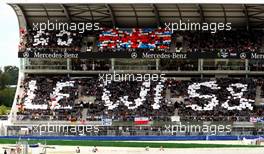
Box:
9;4;264;29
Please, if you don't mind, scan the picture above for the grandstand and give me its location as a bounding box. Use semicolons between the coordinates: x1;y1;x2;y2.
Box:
2;3;264;141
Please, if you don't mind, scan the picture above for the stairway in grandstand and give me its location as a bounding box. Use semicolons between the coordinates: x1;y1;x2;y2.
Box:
165;87;179;116
255;86;264;105
170;37;177;52
261;35;264;52
9;75;25;122
82;108;88;121
165;87;171;100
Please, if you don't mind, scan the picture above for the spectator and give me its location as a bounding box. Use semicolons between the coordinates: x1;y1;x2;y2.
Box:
92;146;98;153
76;147;80;153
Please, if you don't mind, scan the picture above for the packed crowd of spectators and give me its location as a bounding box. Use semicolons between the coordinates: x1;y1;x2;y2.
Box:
97;28;172;51
249;61;264;71
17;76;82;121
15;76;264;122
160;60;198;71
167;78;259;121
19;27;263;53
19;28;85;52
184;30;263;52
72;59;111;71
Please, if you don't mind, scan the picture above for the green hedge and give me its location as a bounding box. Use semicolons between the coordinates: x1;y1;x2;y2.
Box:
0;139;261;148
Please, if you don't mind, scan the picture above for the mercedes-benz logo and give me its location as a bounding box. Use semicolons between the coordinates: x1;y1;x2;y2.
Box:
219;51;228;58
131;52;137;59
23;52;29;58
240;53;247;59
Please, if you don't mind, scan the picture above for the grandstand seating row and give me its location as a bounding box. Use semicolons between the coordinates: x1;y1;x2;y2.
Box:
15;77;263;122
19;28;263;53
